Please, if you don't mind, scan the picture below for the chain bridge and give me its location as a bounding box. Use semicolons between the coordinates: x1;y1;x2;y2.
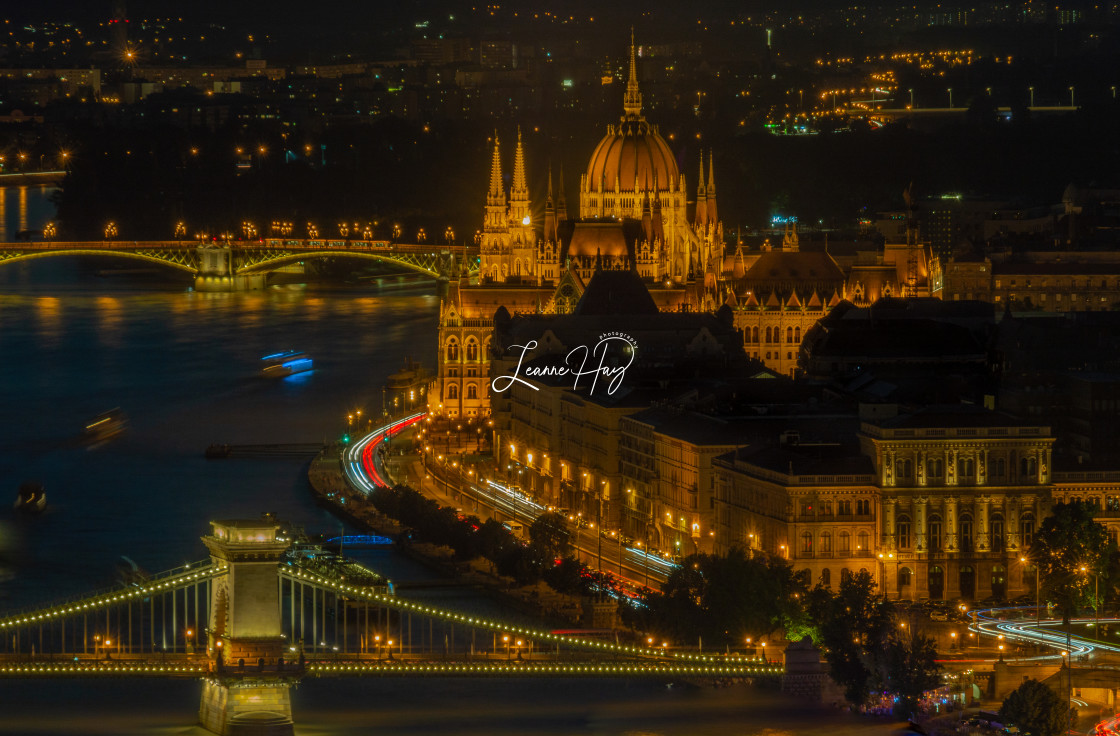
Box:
0;517;778;735
0;239;480;291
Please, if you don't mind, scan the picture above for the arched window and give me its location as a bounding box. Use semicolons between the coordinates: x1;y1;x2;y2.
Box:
857;530;870;552
765;326;773;343
994;458;1006;477
991;565;1006;599
466;383;477;400
821;568;831;587
446;383;459;400
1021;457;1037;478
898;459;913;479
820;531;832;555
841;568;851;584
513;259;521;276
446;339;460;361
801;531;813;555
959;456;975;478
465;339;479;361
752;326;759;343
794;326;801;342
927;458;943;479
929;515;942;552
898;567;912;587
929;565;944;598
786;326;794;343
838;531;851;554
896;516;911;549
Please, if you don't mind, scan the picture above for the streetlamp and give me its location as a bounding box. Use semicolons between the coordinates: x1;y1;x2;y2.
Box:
375;634;382;660
948;88;953;109
908;88;914;108
1029;86;1035;108
503;634;511;661
1069;86;1076;108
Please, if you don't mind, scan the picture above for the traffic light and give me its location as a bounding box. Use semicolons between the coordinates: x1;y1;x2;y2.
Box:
342;434;351;444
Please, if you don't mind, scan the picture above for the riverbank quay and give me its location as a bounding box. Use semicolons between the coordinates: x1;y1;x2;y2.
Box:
307;442;586;626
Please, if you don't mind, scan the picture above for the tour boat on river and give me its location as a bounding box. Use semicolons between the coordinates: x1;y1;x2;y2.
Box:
260;351;313;378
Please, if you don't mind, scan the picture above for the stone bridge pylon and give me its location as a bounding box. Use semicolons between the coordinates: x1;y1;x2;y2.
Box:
199;519;297;736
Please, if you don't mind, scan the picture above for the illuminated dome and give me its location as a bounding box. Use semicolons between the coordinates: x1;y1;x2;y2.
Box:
584;32;678;193
586;119;679;193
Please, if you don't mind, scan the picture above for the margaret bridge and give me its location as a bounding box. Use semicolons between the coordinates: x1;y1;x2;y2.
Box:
0;239;480;291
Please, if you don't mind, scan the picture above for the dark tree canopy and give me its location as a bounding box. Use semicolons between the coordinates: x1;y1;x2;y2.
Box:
1000;679;1070;736
1030;501;1114;621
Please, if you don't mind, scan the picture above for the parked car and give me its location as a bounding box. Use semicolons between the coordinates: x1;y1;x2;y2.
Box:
930;611;949;621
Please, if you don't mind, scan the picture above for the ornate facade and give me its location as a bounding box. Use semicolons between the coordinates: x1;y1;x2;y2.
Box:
432;33;725;418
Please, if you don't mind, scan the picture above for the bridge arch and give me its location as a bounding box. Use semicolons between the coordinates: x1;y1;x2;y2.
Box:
0;248;197;275
235;251;444;279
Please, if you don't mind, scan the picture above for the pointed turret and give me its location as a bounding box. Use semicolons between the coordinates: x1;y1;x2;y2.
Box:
641;189;653;242
544;164;557;244
696;150;709;229
484;133;506;232
557;161;569;220
623;27;643;118
508;128;530;227
488;132;504;202
705;149;718;225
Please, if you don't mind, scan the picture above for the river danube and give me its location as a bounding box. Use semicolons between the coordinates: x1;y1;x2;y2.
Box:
0;188;903;735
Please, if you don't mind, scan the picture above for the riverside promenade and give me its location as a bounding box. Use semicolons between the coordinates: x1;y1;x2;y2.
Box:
306;438;587;625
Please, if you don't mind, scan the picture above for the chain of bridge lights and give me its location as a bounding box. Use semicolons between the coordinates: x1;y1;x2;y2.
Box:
0;564;225;630
282;567;770;666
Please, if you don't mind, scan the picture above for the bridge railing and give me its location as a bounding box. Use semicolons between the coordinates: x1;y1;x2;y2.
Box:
0;559;216;626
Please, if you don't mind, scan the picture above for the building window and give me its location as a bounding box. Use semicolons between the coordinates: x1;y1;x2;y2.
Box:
821;568;831;587
856;499;870;515
838;500;852;515
1020;457;1037;478
820;531;832;555
801;531;813;555
795;326;801;342
838;531;851;554
446;383;459;400
898;567;912;588
857;530;870;552
898;459;913;479
927;458;943;478
991;516;1004;551
961;457;975;477
466;384;477;400
960;515;973;553
787;326;794;343
993;458;1006;477
929;517;942;552
446;339;460;361
466;340;479;361
1020;515;1034;547
897;517;911;548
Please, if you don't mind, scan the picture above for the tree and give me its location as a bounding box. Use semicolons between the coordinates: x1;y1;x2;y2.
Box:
528;512;572;559
882;630;941;715
1031;501;1114;623
809;570;895;706
999;679;1069;736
